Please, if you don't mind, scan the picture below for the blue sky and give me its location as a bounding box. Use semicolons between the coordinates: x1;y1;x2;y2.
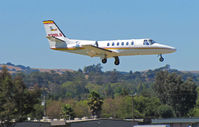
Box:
0;0;198;72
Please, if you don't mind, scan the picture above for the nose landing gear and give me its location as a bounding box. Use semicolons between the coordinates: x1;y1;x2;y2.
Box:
159;54;164;62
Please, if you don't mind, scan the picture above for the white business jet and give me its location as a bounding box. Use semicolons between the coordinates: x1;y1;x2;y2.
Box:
43;20;176;65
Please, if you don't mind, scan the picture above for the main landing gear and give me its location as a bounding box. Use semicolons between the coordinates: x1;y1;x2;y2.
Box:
114;56;120;65
159;54;164;62
101;56;120;65
102;58;107;64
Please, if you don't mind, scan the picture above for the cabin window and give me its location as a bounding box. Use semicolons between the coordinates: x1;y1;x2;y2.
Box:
117;42;120;46
126;42;129;45
121;42;124;46
143;40;149;45
131;41;134;45
107;43;110;46
112;42;115;46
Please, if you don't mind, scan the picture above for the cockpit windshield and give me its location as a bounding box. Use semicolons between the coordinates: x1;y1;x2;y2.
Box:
143;39;156;45
149;39;156;45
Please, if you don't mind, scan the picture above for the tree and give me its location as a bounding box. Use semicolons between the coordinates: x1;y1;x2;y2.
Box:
101;98;116;118
0;66;41;127
73;100;89;118
28;104;44;119
113;96;132;119
107;69;121;83
134;96;161;118
153;71;169;104
188;87;199;117
0;66;16;127
61;104;75;120
46;100;62;118
26;84;42;119
83;64;102;74
87;91;103;118
153;71;197;117
157;105;175;118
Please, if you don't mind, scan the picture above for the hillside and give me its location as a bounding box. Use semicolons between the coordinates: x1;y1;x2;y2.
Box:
1;62;199;75
0;62;73;74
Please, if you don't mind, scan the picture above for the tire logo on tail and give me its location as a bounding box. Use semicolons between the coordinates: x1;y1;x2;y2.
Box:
50;26;57;31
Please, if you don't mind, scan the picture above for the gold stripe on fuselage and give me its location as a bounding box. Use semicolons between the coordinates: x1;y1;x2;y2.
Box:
51;47;169;51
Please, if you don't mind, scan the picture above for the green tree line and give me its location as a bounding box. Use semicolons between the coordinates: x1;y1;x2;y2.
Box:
15;64;199;100
1;64;199;122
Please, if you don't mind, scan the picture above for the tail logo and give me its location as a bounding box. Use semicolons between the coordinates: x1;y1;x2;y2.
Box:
50;26;57;31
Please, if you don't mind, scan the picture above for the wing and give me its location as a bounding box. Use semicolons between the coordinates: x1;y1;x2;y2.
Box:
82;45;118;58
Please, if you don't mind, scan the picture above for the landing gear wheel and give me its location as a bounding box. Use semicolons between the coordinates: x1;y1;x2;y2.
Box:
114;56;120;65
115;60;119;65
102;58;107;64
159;55;164;62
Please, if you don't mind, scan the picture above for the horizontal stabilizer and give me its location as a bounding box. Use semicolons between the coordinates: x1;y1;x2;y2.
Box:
46;36;65;43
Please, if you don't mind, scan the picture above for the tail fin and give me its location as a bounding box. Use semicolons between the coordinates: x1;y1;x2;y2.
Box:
43;20;68;48
43;20;66;41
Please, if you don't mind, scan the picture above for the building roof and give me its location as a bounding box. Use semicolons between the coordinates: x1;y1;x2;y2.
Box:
152;118;199;124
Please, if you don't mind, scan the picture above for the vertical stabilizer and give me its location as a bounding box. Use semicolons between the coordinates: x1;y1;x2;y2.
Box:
43;20;66;41
43;20;70;48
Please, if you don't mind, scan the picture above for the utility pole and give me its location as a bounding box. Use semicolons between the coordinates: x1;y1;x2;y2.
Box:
44;95;46;116
41;89;47;117
132;95;134;121
131;93;136;123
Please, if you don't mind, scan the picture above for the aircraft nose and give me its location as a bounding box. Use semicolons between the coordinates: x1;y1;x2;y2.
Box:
168;46;176;52
155;43;176;53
